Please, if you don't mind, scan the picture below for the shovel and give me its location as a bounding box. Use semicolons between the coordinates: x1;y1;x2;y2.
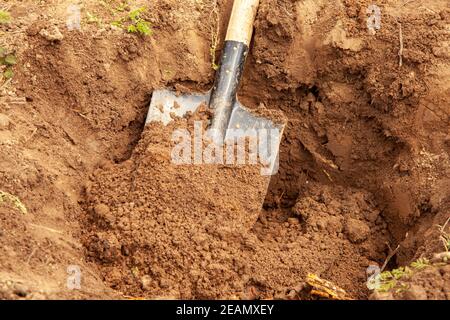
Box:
146;0;286;176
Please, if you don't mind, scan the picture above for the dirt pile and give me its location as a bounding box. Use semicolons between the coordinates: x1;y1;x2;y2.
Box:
82;108;275;298
82;114;390;298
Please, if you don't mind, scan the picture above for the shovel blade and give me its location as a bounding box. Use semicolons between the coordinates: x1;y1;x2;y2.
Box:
146;89;211;126
146;89;285;175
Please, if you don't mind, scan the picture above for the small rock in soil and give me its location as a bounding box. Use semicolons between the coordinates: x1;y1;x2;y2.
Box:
93;203;114;224
13;283;28;297
431;252;450;263
141;275;152;291
345;218;370;243
39;25;64;42
363;209;380;223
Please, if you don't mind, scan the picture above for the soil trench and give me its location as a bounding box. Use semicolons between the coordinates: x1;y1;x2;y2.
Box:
0;0;449;300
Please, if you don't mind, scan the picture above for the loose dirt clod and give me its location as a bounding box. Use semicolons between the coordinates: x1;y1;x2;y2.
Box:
84;154;391;298
39;25;64;42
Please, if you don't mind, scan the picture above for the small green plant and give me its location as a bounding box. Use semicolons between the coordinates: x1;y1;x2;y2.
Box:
0;47;16;79
376;257;434;293
377;266;412;292
410;257;430;270
0;9;11;24
0;191;27;214
111;7;152;36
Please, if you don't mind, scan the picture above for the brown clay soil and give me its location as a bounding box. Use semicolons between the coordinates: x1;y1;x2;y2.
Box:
0;0;449;300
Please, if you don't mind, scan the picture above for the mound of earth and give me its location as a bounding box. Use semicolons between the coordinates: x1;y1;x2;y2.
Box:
82;110;390;299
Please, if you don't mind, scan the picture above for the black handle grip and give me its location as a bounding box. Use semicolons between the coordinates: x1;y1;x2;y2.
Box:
208;40;248;142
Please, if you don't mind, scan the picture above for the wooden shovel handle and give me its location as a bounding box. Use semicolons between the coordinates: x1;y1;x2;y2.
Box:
225;0;260;45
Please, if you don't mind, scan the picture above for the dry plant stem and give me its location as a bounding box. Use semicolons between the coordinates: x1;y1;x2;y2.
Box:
402;0;419;7
398;21;403;67
26;248;37;265
381;244;401;272
1;4;12;11
438;217;450;251
441;217;450;230
0;78;12;90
